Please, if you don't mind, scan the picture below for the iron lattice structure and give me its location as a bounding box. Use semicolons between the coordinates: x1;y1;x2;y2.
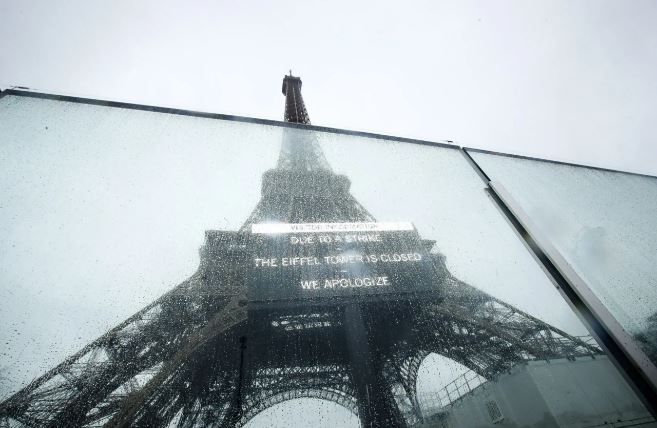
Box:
0;75;601;428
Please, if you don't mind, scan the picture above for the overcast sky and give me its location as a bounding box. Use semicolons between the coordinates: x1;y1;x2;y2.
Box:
1;0;656;176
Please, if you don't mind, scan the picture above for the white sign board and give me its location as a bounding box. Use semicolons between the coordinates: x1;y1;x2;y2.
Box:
251;221;414;234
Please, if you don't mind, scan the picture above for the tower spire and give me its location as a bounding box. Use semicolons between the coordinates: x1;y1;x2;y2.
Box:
239;74;374;228
282;73;311;124
276;73;331;171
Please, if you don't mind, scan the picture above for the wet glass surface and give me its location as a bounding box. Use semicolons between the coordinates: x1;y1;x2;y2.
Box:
0;94;653;427
470;150;657;369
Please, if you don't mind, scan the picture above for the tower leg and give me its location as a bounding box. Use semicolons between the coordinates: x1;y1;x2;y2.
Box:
344;304;406;428
221;336;248;427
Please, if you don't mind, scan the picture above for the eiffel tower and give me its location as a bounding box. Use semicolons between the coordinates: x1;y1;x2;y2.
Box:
0;75;601;428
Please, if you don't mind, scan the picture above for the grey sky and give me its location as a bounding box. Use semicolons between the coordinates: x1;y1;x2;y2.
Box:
1;0;656;175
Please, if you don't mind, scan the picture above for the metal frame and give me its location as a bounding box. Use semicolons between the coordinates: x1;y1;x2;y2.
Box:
2;87;657;417
2;87;657;182
0;88;456;150
465;146;657;180
461;149;657;415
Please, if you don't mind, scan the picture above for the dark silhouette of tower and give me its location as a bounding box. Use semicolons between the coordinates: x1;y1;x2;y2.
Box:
0;75;601;428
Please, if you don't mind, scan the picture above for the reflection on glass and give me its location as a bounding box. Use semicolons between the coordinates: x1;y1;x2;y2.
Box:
470;151;657;369
0;94;653;427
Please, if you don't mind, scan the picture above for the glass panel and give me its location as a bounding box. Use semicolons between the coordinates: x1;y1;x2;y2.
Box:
470;150;657;368
0;94;652;427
